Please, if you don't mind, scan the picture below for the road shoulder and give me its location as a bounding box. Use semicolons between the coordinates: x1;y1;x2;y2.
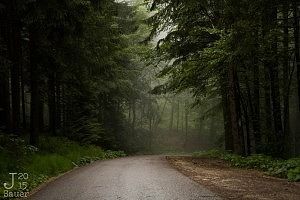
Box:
167;156;300;200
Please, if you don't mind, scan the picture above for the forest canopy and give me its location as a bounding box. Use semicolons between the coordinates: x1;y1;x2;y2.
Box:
147;0;300;157
0;0;299;158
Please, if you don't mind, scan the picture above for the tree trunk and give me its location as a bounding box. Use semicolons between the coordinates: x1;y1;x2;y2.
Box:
221;81;233;151
268;7;284;156
294;1;300;111
140;102;144;128
48;70;56;135
39;100;44;132
252;32;261;153
29;27;40;146
183;102;188;149
56;81;61;130
283;2;291;156
61;84;66;130
176;100;180;133
244;79;254;155
227;64;244;155
8;0;21;134
21;63;26;129
132;100;136;131
169;99;174;131
264;63;273;138
128;103;131;121
262;2;278;154
0;66;11;130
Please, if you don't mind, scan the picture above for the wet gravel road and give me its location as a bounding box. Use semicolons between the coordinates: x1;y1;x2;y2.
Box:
29;156;220;200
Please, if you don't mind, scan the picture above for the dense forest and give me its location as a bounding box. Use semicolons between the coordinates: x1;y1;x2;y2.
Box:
0;0;155;150
0;0;225;155
0;0;300;166
0;0;300;198
148;0;300;158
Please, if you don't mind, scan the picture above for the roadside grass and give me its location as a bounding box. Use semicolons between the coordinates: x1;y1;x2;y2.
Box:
0;135;126;199
192;150;300;182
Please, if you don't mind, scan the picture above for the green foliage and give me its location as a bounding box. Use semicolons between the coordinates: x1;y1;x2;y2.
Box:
0;134;126;198
104;150;127;159
288;167;300;182
193;150;300;182
148;0;300;158
26;154;74;176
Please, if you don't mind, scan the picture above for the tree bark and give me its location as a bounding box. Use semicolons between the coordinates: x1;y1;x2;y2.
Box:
7;0;21;134
48;70;56;135
29;27;40;146
21;63;26;129
169;99;174;131
269;6;284;155
221;80;233;151
176;100;180;133
39;99;44;131
252;32;261;153
183;102;188;149
0;66;11;130
132;100;136;131
283;2;291;156
264;64;273;137
227;63;244;155
0;2;12;131
56;81;61;130
294;1;300;111
262;2;279;154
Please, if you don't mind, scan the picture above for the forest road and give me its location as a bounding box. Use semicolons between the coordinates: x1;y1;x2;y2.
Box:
29;155;221;200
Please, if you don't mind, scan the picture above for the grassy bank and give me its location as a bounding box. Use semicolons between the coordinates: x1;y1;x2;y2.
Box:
0;135;126;199
192;150;300;181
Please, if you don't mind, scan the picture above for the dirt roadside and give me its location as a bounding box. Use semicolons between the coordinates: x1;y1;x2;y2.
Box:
167;156;300;200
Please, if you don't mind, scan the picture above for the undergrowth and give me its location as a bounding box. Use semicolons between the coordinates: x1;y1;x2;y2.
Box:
192;150;300;182
0;135;126;199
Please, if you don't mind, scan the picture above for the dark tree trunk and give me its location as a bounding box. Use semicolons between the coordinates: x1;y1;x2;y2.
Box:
245;78;254;155
140;102;144;128
128;103;131;121
56;81;61;130
39;100;44;131
132;100;136;131
268;7;284;155
294;1;300;111
0;67;11;129
169;99;174;131
221;81;233;151
183;102;188;149
29;27;40;146
227;64;244;155
252;35;261;153
7;0;21;134
283;2;291;156
176;100;180;133
264;64;273;138
48;70;56;135
21;63;26;129
61;84;66;130
0;2;12;131
262;2;279;154
181;103;184;133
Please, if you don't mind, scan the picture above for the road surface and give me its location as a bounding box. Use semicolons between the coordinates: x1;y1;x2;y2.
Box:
29;156;220;200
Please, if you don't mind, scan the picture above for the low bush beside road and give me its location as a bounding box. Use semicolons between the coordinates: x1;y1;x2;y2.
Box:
192;150;300;181
0;134;126;199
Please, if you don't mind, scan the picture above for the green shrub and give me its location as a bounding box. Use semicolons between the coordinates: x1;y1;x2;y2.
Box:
26;154;73;176
287;167;300;181
193;150;300;181
104;150;126;159
0;135;126;199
